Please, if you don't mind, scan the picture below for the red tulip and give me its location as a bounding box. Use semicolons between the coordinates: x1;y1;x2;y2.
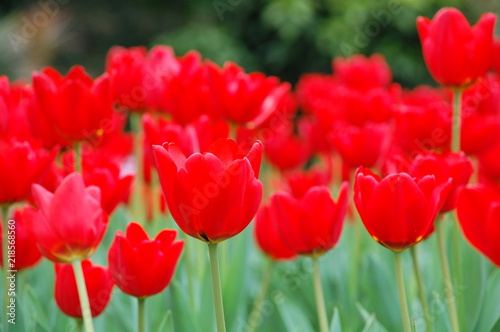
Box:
24;172;108;263
55;260;114;318
457;184;500;266
0;139;56;204
296;74;339;124
493;38;500;74
153;138;263;243
270;184;348;257
108;222;184;297
330;122;392;169
254;205;297;261
354;168;451;251
461;73;500;155
283;157;333;199
0;207;42;270
391;152;473;213
332;54;392;91
263;118;313;171
32;66;114;142
393;86;451;155
208;61;291;126
417;8;496;87
105;46;148;111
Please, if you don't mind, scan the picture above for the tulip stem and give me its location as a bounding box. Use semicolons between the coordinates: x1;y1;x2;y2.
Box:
208;243;226;332
138;297;146;332
394;251;411;332
247;259;274;332
2;205;10;332
436;220;460;332
313;257;329;332
451;88;463;152
410;246;432;332
75;142;83;173
72;260;94;332
131;112;147;222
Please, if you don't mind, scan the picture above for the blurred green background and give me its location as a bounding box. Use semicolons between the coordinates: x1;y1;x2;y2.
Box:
0;0;499;86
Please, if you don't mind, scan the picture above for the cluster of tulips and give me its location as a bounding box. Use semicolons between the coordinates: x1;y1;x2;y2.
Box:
1;6;500;332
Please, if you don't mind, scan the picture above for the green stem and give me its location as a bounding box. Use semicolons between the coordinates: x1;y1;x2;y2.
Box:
410;246;432;332
436;220;460;332
138;297;146;332
312;258;329;332
208;243;226;332
72;260;94;332
75;318;83;332
75;142;83;173
247;260;275;332
452;214;464;329
2;205;10;332
394;251;411;332
131;112;146;222
451;89;463;152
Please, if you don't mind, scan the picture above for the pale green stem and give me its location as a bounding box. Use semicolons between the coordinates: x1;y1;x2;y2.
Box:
451;88;463;153
71;260;94;332
208;243;226;332
394;251;411;332
247;260;274;332
436;221;460;332
410;246;432;332
138;297;146;332
75;143;83;174
313;258;329;332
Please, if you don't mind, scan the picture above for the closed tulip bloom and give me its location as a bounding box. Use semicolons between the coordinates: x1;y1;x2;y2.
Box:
457;185;500;266
354;168;451;251
108;222;184;297
0;139;56;204
153;138;263;243
417;8;496;87
254;205;297;261
0;207;42;270
55;260;114;318
24;172;108;263
333;54;392;91
32;66;113;142
271;184;348;257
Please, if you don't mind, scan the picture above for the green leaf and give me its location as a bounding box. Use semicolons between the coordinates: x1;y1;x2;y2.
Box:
356;302;389;332
278;299;315;332
330;307;343;332
475;269;500;332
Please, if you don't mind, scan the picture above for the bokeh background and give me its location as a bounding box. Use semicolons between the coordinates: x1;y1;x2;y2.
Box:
0;0;499;87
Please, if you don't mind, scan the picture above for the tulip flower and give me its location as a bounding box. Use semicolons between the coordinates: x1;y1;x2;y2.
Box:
24;172;107;263
271;184;348;257
153;138;263;244
354;168;451;251
108;222;184;298
0;207;42;270
54;260;114;318
457;184;500;266
254;205;297;261
105;46;148;111
154;138;262;332
332;54;392;91
269;184;347;332
32;66;114;142
493;38;500;74
417;8;496;87
0;139;56;205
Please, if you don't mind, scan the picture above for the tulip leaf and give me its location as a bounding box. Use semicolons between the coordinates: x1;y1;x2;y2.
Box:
356;302;389;332
329;307;343;332
278;298;315;332
475;269;500;332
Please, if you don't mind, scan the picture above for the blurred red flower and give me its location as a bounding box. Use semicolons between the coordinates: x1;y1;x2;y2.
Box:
108;222;184;297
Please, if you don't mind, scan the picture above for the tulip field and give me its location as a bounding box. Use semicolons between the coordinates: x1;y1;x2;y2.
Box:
2;6;500;332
